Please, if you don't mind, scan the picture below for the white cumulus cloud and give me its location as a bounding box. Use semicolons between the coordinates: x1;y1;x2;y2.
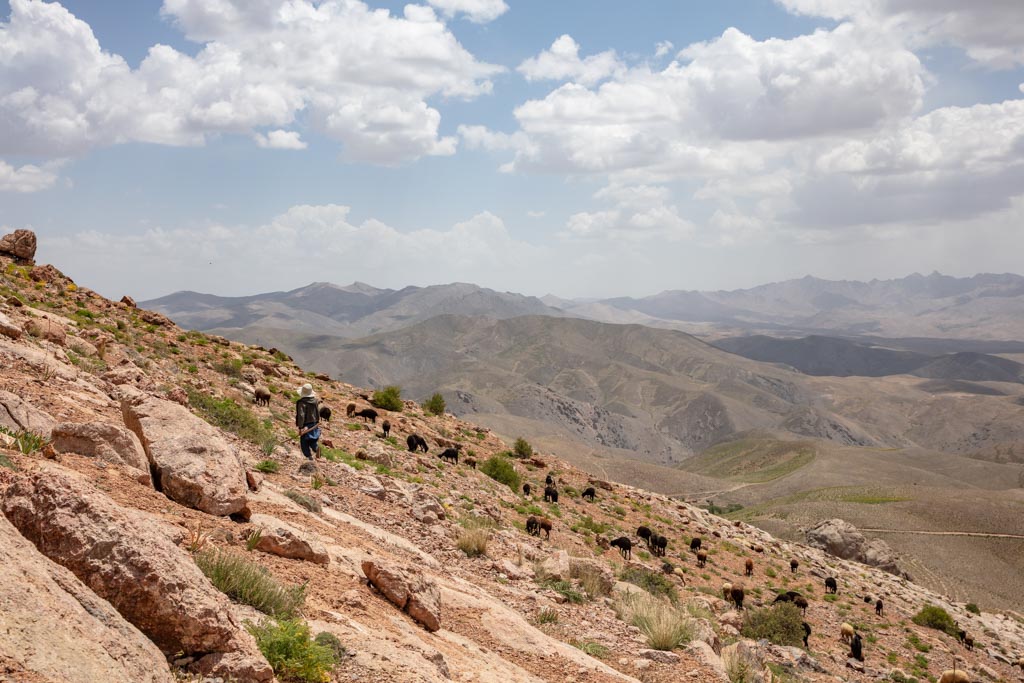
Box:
0;0;501;164
253;130;307;150
518;35;624;86
0;159;62;192
426;0;508;23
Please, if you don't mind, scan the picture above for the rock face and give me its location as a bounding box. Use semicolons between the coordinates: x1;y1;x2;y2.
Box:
805;518;908;578
0;514;175;683
0;389;56;435
1;468;273;681
250;513;330;565
121;391;248;516
0;310;22;340
50;421;149;472
0;228;37;261
24;317;67;345
362;560;441;632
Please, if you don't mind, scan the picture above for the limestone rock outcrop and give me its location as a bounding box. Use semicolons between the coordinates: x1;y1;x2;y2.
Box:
362;559;441;632
250;513;330;565
121;390;248;516
0;514;174;683
0;389;56;435
805;518;908;578
50;421;149;472
1;468;273;681
0;228;37;261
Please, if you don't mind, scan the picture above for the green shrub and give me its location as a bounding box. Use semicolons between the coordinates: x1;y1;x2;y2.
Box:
740;603;805;646
284;489;321;513
185;388;276;447
195;550;306;619
255;460;280;473
620;566;677;601
573;640;609;658
912;604;958;637
213;358;244;378
965;603;981;615
422;392;446;416
540;578;585;604
571;515;611;535
313;632;347;661
479;455;520;492
536;607;559;624
0;426;50;454
513;438;533;458
0;453;15;470
247;619;336;682
370;385;403;412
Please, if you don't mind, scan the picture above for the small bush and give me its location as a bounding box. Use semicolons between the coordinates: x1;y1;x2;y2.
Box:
620;566;677;601
540;578;586;604
479;455;520;492
513;437;533;458
313;632;347;660
573;640;609;658
255;460;280;473
186;388;276;447
370;385;403;412
247;619;336;682
0;426;50;454
195;550;306;619
422;392;446;416
740;603;805;646
965;603;980;615
0;453;15;470
213;358;244;378
912;604;958;637
456;527;490;558
573;563;611;599
536;608;559;624
284;489;322;513
613;591;692;651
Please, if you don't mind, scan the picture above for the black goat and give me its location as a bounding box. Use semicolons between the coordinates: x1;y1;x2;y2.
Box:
802;622;811;648
610;536;632;560
319;405;332;421
381;419;390;437
406;434;429;452
637;526;652;546
523;483;531;496
825;576;838;594
545;473;554;486
651;534;668;557
582;487;596;501
690;537;702;552
790;558;799;573
850;633;863;661
875;599;883;616
543;486;558;503
354;408;378;423
439;447;460;464
526;516;540;536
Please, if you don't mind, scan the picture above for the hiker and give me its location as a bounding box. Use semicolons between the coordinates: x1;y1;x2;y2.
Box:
295;383;321;460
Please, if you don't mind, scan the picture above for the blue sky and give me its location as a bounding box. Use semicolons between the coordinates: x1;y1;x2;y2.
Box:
1;0;1023;300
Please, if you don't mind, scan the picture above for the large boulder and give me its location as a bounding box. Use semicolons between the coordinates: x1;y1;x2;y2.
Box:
0;389;56;435
362;560;441;632
0;229;37;261
24;316;67;345
0;310;22;340
121;391;248;516
0;514;174;683
805;519;908;578
50;421;149;472
1;467;273;681
250;513;330;565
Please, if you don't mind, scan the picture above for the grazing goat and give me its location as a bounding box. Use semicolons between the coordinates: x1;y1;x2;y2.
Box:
637;526;653;546
790;558;799;573
538;518;552;539
939;671;970;683
543;486;559;503
582;487;596;501
850;632;863;662
526;516;540;536
354;408;378;423
802;622;811;648
610;536;632;560
651;534;668;557
960;632;974;651
825;577;838;594
253;387;271;406
407;434;429;453
346;403;356;417
774;591;803;606
794;596;809;614
690;537;702;552
696;549;708;568
730;585;745;610
464;457;477;469
661;561;674;575
523;483;531;496
545;473;554;485
744;558;754;577
875;599;883;616
381;419;390;437
319;405;332;421
840;623;854;644
722;582;733;602
439;447;460;464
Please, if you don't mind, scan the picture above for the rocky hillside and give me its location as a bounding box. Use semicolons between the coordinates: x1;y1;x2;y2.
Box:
2;229;1024;683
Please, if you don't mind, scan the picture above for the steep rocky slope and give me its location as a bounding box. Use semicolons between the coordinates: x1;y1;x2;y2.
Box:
2;231;1023;683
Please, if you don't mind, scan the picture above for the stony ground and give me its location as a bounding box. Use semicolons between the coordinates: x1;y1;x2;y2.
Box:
2;245;1024;683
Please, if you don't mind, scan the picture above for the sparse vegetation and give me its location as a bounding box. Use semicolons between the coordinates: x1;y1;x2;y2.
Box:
479;454;521;492
619;566;677;601
536;607;559;624
313;631;347;661
247;619;337;682
185;388;276;450
613;591;692;650
965;603;980;615
740;603;805;647
513;437;533;458
370;385;403;412
284;489;322;513
0;426;50;454
572;563;612;600
456;519;491;558
195;550;306;619
255;460;281;473
422;392;446;416
912;604;958;637
539;578;585;604
572;640;609;658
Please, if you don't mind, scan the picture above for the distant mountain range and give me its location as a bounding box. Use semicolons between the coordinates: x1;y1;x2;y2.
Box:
145;271;1024;344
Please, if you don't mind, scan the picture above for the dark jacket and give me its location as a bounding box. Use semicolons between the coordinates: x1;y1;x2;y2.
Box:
295;396;320;429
